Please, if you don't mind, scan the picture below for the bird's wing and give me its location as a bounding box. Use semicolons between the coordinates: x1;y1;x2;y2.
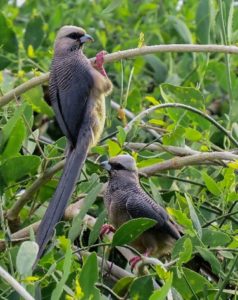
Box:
126;192;181;240
51;58;93;146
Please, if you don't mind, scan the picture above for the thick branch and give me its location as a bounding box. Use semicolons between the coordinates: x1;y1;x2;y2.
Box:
1;44;238;107
139;152;238;175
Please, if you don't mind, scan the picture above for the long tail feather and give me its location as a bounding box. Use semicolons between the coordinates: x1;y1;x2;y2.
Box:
35;127;91;261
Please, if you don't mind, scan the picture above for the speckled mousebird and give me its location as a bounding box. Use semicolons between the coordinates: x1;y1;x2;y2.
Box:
101;155;181;260
36;25;112;261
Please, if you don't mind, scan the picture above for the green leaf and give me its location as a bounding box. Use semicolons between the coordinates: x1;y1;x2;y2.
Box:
0;12;18;53
149;272;173;300
112;218;156;247
185;127;202;142
1;118;26;159
0;55;11;70
167;208;195;237
0;103;28;148
160;83;204;109
202;172;221;196
23;87;54;117
51;239;72;300
185;194;202;238
0;156;41;186
172;267;213;299
107;140;121;157
68;183;102;241
79;252;100;300
196;246;221;274
116;126;127;147
144;55;168;83
113;276;134;297
24;16;44;50
168;16;193;44
196;0;212;44
177;238;193;268
102;0;123;14
16;241;38;277
88;209;107;246
202;229;231;247
130;276;154;299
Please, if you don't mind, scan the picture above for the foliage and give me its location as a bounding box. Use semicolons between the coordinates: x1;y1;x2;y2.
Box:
0;0;238;299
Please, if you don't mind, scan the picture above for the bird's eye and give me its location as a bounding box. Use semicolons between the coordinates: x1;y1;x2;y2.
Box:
66;32;82;40
112;163;126;170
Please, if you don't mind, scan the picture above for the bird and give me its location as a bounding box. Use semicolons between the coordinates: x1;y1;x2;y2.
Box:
35;25;112;260
101;154;181;263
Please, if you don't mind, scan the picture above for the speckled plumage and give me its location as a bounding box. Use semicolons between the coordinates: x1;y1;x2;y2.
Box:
103;155;181;257
36;26;112;261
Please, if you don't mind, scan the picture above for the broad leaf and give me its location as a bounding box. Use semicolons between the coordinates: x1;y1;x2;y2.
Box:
16;241;38;277
112;218;156;247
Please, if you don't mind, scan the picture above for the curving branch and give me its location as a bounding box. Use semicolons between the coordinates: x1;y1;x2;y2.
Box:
125;103;238;147
1;44;238;107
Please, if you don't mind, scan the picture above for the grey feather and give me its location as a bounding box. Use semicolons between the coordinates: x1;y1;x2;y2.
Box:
103;155;181;257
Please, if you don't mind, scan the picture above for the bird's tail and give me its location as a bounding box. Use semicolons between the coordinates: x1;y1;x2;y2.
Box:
35;127;92;261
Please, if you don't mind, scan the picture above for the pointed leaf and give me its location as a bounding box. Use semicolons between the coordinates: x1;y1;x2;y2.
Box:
112;218;156;247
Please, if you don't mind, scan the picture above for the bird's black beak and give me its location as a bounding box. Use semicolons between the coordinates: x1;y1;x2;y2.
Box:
80;34;94;44
100;161;112;171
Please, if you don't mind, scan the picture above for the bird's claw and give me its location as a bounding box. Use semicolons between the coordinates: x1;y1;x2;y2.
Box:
129;256;142;270
100;223;115;236
94;51;108;77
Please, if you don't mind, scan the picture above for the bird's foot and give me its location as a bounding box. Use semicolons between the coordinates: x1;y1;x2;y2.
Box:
100;223;115;236
129;256;142;270
94;51;107;77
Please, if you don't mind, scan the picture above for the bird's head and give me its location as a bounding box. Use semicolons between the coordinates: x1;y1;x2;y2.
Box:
54;25;94;56
101;155;138;179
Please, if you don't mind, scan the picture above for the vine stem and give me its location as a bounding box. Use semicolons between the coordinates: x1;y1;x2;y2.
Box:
1;44;238;107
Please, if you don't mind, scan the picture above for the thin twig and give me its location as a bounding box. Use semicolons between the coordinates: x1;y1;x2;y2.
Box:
2;44;238;107
6;160;65;221
125;103;238;147
0;266;35;300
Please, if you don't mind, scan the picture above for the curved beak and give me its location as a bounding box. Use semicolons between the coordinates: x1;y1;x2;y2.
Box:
100;161;111;171
80;33;94;44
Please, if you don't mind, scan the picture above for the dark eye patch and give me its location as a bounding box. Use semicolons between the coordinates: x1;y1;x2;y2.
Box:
111;163;126;171
66;32;83;40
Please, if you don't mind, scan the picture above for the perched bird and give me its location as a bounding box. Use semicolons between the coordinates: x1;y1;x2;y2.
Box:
36;25;112;260
101;155;181;261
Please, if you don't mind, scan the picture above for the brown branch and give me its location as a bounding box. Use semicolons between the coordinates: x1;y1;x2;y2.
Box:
139;152;238;176
1;44;238;107
6;149;238;222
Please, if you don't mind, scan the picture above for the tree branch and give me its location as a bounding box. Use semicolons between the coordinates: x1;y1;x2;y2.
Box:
0;266;35;300
125;103;238;147
139;151;238;176
1;44;238;107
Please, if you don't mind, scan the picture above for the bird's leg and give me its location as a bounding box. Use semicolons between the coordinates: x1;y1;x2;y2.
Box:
100;223;116;236
129;249;152;270
94;51;108;77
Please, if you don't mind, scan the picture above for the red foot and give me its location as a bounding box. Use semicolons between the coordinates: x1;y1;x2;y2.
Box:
129;256;142;270
100;224;115;236
95;51;107;77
